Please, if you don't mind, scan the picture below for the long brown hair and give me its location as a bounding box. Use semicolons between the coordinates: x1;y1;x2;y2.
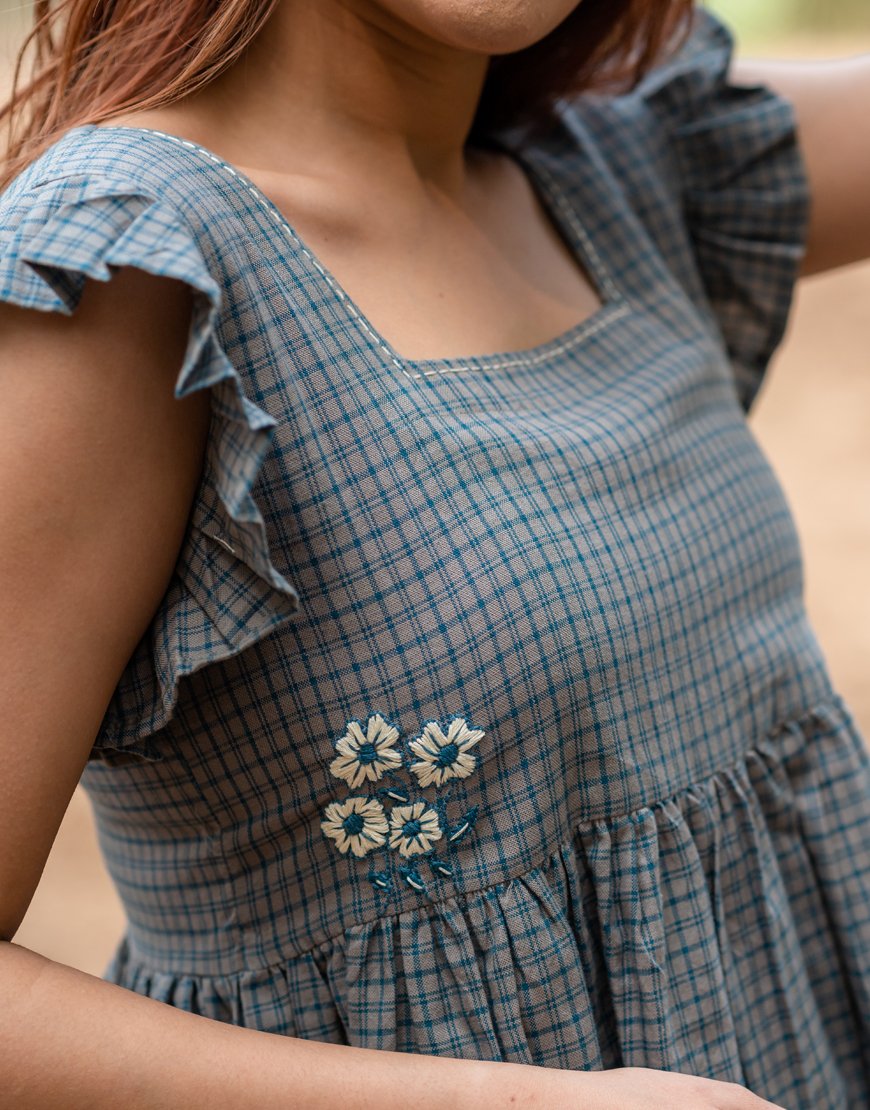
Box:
0;0;693;192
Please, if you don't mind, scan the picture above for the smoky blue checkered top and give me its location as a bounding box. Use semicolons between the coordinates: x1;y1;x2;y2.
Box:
3;7;870;1105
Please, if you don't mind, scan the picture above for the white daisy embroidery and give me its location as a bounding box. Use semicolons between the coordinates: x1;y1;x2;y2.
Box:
321;796;389;858
408;717;484;788
389;800;443;857
329;713;403;789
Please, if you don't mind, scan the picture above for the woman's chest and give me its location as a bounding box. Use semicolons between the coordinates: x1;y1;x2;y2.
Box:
250;295;806;717
258;179;604;363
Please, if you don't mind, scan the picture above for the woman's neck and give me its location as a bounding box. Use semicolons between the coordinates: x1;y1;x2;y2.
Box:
178;0;491;196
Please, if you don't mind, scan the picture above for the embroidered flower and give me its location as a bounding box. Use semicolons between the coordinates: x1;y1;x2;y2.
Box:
329;713;403;788
408;717;485;788
321;796;389;858
321;708;486;901
388;800;443;857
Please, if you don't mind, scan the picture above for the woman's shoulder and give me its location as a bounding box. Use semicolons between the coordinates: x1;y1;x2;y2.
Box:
0;122;228;316
0;109;297;329
0;108;266;262
4;114;187;201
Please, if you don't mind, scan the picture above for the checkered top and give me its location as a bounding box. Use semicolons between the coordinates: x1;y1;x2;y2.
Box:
3;6;870;1105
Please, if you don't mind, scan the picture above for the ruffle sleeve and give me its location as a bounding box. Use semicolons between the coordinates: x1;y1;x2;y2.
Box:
0;173;301;763
573;6;813;414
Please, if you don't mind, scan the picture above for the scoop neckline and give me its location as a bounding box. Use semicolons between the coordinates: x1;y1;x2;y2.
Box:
75;122;629;380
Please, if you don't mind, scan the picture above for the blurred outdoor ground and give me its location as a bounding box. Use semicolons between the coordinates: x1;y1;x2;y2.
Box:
2;1;869;977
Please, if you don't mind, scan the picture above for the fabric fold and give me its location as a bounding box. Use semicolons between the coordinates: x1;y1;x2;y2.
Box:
635;6;812;414
0;177;302;762
564;5;812;414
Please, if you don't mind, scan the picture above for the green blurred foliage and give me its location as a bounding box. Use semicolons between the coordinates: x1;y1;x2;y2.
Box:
707;0;870;42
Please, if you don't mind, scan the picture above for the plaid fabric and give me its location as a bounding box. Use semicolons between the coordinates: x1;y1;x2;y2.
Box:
3;6;869;1105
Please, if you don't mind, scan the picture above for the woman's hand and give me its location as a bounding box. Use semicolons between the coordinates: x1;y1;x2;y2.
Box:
478;1059;789;1109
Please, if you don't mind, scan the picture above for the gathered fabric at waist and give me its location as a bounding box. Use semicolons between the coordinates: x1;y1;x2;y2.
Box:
86;671;842;977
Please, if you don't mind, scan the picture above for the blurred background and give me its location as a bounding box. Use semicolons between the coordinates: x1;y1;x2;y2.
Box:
713;0;870;43
1;0;869;976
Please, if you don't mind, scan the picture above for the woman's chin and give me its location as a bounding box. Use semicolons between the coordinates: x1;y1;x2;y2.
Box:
383;0;582;56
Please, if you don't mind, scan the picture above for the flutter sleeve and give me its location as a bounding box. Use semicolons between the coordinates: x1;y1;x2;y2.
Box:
0;172;301;763
571;6;813;413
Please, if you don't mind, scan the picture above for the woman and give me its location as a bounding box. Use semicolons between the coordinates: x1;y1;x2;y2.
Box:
0;0;868;1106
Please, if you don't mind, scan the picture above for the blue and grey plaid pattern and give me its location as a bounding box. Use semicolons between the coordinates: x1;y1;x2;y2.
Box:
3;5;869;1106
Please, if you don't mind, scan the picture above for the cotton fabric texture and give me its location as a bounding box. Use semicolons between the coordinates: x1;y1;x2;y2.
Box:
2;6;869;1106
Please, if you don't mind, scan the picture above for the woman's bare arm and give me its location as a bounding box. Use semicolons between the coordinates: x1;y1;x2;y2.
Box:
728;51;870;278
0;265;212;948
